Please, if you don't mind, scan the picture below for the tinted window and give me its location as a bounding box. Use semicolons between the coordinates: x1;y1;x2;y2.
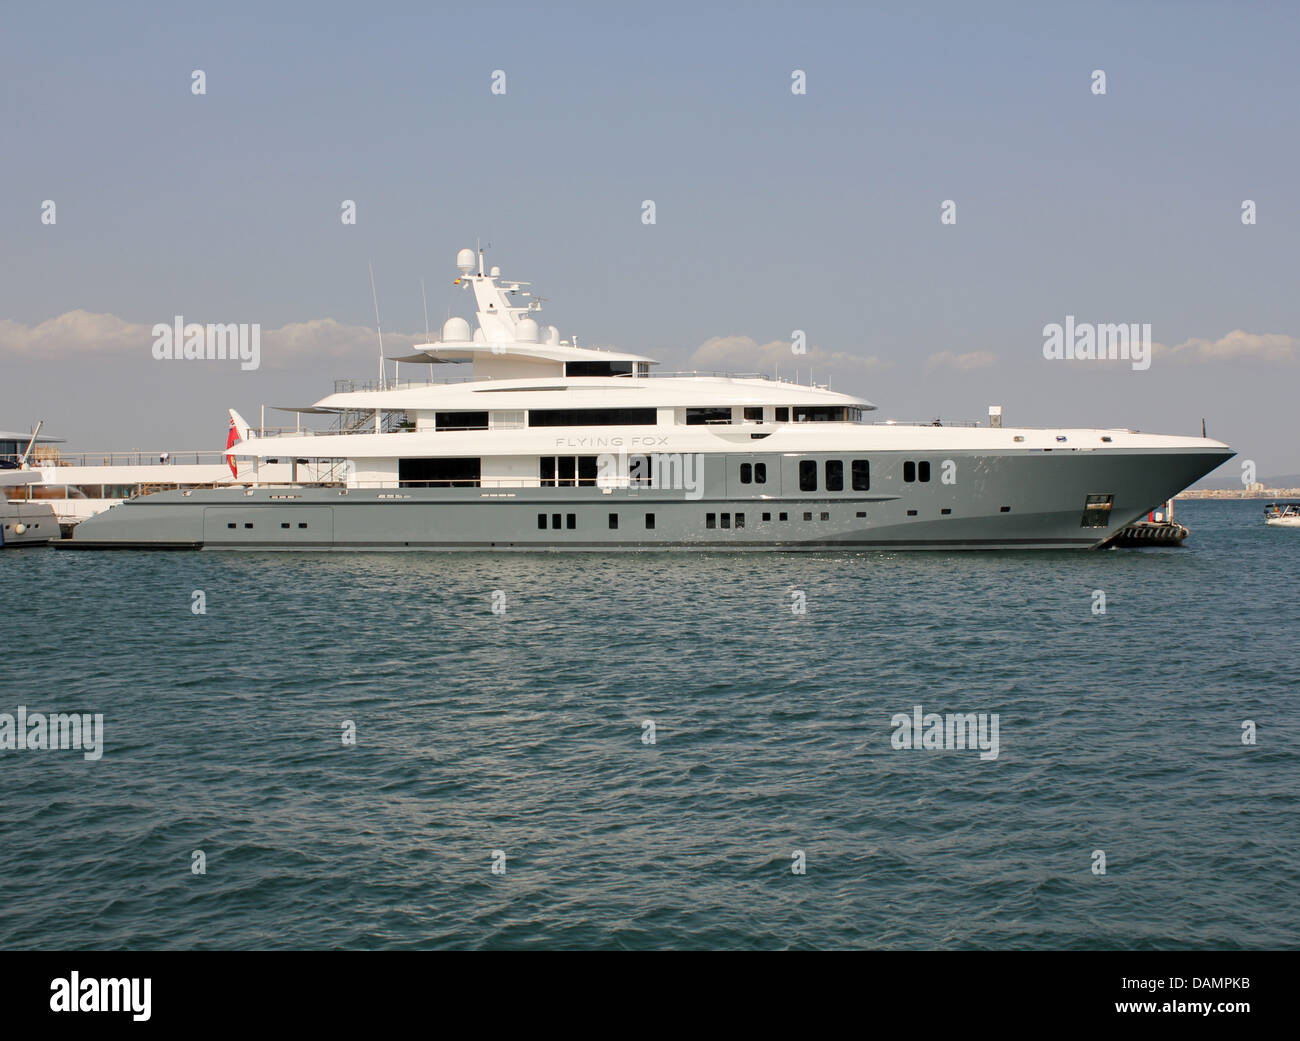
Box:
826;459;843;491
851;459;869;491
799;460;817;491
919;461;931;482
754;462;767;484
739;463;752;484
903;461;916;483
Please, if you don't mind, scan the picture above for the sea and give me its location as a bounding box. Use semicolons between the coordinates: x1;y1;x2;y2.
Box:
1;499;1296;950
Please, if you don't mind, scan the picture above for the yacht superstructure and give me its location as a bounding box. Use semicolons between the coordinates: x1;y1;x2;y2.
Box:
66;248;1233;551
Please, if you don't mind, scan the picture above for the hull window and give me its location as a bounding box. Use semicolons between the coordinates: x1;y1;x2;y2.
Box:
851;459;870;490
799;460;818;491
825;459;843;491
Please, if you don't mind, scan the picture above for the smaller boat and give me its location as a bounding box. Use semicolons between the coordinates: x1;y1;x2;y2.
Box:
1264;502;1300;528
1109;500;1189;547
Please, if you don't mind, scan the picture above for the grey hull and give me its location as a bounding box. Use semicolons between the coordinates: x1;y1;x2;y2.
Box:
62;448;1233;551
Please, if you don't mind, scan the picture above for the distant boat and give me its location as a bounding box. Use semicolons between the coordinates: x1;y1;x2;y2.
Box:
1264;502;1300;528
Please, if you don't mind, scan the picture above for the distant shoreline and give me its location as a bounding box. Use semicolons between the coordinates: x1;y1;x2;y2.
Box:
1177;489;1300;500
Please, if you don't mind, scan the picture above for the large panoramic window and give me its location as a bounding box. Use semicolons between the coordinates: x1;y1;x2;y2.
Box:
399;457;481;487
528;408;657;427
565;361;634;377
685;408;733;425
793;406;863;423
435;411;489;431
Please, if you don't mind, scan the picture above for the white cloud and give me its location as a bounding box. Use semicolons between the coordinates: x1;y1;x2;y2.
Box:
1155;330;1299;364
925;350;998;373
689;335;889;374
0;310;424;369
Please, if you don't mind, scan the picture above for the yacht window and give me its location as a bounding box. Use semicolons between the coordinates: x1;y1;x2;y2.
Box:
645;513;655;529
721;513;731;529
609;513;618;529
799;460;817;491
563;361;634;378
919;461;931;482
779;512;788;521
540;457;556;485
399;458;481;488
825;459;843;491
557;456;576;487
794;406;857;423
851;459;870;491
744;407;763;422
529;407;657;426
566;514;576;529
552;513;562;529
706;513;716;528
803;512;812;521
903;461;916;483
435;411;489;431
298;523;308;529
577;456;598;486
740;463;752;484
754;462;767;484
775;407;790;422
686;407;733;425
762;512;771;521
820;511;829;521
538;514;547;529
735;513;745;529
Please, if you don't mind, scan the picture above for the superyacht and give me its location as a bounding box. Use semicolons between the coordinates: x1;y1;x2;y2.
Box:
66;248;1233;551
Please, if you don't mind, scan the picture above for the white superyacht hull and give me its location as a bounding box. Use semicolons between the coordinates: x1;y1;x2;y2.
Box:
63;444;1232;551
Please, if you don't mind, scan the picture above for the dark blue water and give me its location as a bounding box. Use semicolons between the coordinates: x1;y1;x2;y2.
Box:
1;500;1296;949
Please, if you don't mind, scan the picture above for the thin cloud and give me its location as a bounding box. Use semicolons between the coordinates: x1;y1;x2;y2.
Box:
0;310;423;369
1155;330;1299;364
689;334;889;374
925;350;998;373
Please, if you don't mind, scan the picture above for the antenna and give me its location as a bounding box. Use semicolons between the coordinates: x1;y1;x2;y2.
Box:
421;277;430;339
369;261;385;389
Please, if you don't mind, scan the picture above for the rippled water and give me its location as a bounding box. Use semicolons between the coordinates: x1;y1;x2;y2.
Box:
1;500;1296;949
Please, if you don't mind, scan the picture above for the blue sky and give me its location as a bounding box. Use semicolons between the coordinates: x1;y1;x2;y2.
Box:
2;0;1297;476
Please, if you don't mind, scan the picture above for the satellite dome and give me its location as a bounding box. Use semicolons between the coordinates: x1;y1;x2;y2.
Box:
441;316;471;342
456;248;476;274
515;318;539;342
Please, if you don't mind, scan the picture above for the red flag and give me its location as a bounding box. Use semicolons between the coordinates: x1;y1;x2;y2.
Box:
225;416;239;478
